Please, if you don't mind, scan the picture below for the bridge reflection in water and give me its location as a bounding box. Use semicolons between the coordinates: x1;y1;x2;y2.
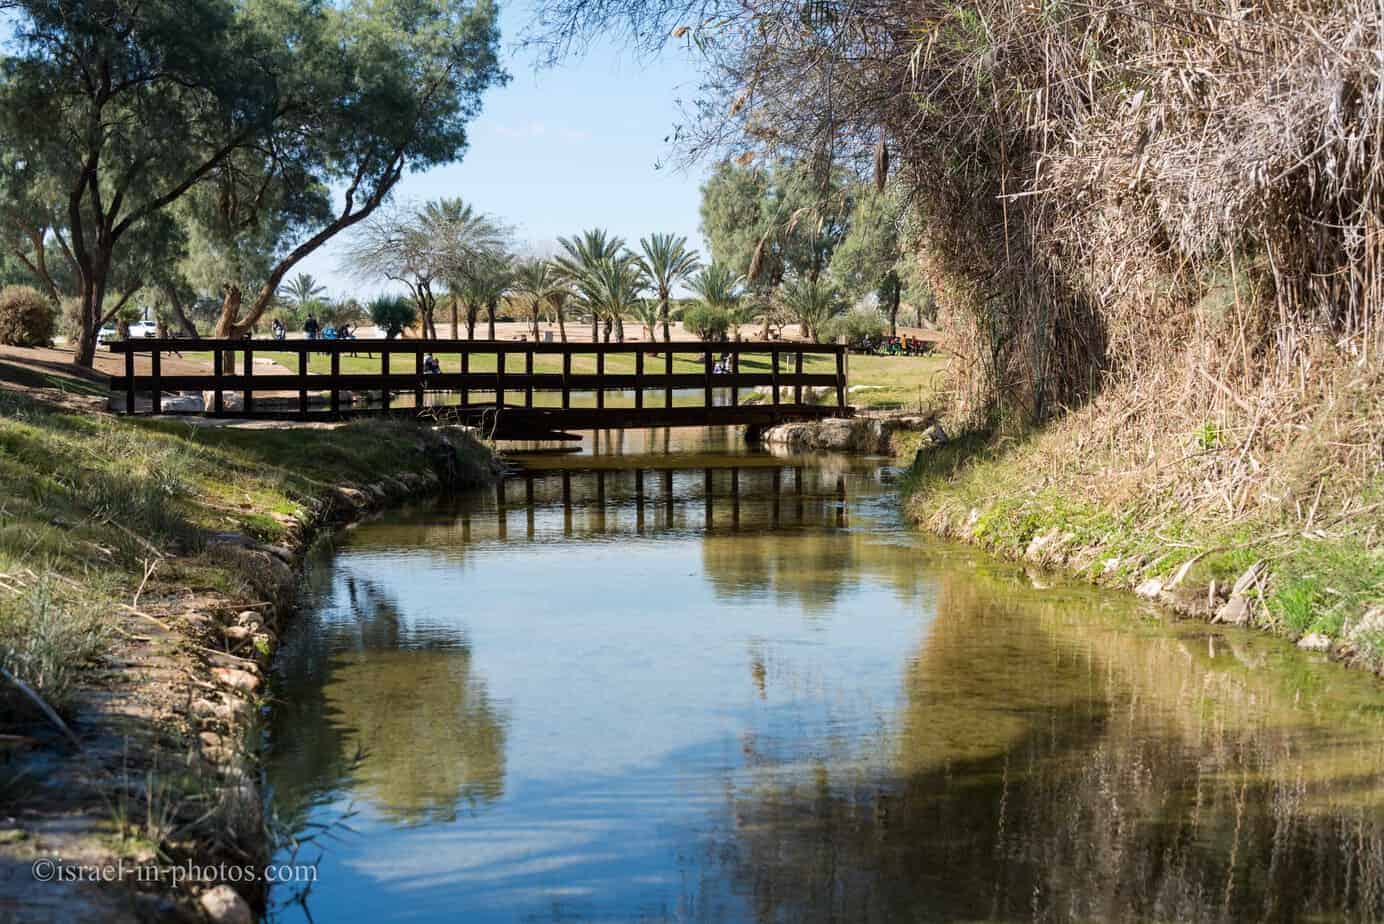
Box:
486;464;851;541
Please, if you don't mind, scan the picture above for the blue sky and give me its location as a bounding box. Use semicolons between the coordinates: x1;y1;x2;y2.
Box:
299;5;714;299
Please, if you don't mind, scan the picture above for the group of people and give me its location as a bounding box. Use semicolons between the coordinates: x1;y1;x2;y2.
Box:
270;316;357;341
858;334;931;356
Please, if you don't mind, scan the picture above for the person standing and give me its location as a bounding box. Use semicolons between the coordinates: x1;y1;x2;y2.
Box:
305;315;320;340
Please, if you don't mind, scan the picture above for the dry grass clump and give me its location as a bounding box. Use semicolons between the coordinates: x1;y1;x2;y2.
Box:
675;0;1384;427
893;0;1384;428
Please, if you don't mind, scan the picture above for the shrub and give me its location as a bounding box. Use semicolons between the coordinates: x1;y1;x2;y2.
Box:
681;304;731;340
822;308;888;345
368;295;419;339
59;297;84;340
0;285;55;347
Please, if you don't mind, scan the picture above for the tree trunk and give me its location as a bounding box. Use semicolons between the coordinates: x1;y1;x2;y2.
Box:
213;285;244;338
888;273;900;338
451;299;460;339
487;303;496;340
556;302;567;343
659;292;670;343
531;306;540;340
74;323;100;367
591;312;599;343
164;286;200;338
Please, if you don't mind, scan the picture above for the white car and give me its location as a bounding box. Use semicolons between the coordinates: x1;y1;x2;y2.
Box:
98;321;157;343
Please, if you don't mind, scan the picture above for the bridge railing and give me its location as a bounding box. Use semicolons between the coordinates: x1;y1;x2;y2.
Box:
106;338;850;425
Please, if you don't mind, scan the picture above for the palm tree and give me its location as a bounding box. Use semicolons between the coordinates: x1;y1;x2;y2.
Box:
476;253;514;340
629;298;661;341
637;233;701;343
512;259;563;340
780;277;843;342
279;273;326;307
569;254;645;344
554;228;626;342
688;262;754;338
451;254;511;340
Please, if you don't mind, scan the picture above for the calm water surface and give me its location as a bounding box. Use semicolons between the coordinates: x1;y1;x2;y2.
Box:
265;428;1384;923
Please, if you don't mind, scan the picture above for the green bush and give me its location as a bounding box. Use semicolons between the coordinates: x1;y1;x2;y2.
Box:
681;304;731;340
368;295;419;339
0;285;55;347
822;308;888;344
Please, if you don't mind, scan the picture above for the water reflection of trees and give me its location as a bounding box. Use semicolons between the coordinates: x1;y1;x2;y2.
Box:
712;573;1384;923
267;571;507;829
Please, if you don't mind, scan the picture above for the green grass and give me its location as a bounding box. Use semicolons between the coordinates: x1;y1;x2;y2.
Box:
0;387;490;717
1267;542;1384;639
902;423;1384;666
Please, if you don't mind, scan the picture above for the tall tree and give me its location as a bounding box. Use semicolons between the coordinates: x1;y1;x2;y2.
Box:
568;254;644;344
700;159;852;337
0;0;284;364
554;228;626;342
688;262;752;338
212;0;506;338
0;0;505;365
512;259;562;340
830;186;907;336
637;233;700;343
280;273;327;307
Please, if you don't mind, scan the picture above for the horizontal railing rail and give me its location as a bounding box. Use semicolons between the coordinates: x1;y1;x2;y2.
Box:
107;338;851;429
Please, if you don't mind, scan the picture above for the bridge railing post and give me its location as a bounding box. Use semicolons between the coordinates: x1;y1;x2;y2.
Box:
771;349;780;406
414;349;424;410
330;352;340;416
212;349;224;415
703;349;713;416
298;352;309;417
124;349;136;415
836;345;847;409
151;349;162;414
665;349;673;408
562;352;571;409
635;351;644;409
794;351;803;405
496;349;505;407
525;349;534;408
595;350;604;410
242;347;254;415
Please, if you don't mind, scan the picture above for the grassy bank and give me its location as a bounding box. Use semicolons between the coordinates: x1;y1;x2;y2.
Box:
0;379;492;919
901;359;1383;670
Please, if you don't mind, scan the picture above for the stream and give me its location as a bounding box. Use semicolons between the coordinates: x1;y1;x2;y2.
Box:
263;427;1384;922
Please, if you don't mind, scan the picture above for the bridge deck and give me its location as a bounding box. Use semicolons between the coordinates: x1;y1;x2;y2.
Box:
108;338;852;437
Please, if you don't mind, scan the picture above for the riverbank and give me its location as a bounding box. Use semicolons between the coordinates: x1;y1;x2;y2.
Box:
900;358;1383;673
0;373;493;922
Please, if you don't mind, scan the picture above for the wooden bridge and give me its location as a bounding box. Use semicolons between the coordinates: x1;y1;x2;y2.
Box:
108;338;852;438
